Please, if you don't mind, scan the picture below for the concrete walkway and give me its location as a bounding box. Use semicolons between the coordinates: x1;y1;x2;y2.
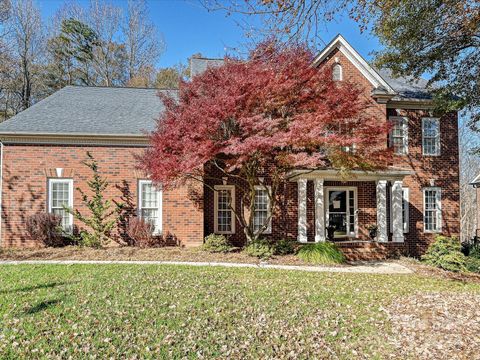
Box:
0;260;413;274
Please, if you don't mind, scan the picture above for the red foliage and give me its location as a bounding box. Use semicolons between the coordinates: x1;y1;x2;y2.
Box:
126;217;165;248
25;213;68;247
142;42;391;187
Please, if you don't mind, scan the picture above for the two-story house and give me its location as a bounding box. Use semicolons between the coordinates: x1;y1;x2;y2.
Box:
0;35;460;258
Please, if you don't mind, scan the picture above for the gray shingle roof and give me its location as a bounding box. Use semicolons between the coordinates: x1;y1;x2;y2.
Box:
0;86;177;136
377;69;431;100
0;57;432;138
190;57;225;78
189;58;431;100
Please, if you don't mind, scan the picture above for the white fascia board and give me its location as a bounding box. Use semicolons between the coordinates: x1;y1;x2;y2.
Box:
312;34;396;94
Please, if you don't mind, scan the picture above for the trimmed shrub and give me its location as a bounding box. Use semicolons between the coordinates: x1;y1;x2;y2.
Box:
273;238;296;255
244;239;274;259
466;257;480;274
421;235;467;272
126;217;164;248
26;213;68;247
203;234;235;253
297;243;346;265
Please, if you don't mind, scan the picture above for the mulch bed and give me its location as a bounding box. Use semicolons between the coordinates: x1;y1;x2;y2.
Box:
399;257;480;284
0;246;331;266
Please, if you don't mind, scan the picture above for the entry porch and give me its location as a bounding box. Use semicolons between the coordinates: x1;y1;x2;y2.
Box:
291;169;413;245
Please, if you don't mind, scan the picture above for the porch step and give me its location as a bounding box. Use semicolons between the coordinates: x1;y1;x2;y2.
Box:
335;241;389;261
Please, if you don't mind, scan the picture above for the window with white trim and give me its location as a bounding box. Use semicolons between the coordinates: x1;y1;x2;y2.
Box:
48;178;73;232
422;118;440;155
253;186;272;234
389;116;408;155
332;63;342;81
424;187;441;232
390;187;409;233
214;185;235;234
138;180;162;234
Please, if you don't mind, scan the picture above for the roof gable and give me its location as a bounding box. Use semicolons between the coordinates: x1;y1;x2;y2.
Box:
312;34;395;94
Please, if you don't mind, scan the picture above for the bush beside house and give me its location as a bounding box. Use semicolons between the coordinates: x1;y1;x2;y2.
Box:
422;235;480;274
25;213;71;247
202;234;235;253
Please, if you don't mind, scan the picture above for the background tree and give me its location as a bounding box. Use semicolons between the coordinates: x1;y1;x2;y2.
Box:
45;18;99;90
363;0;479;129
127;64;156;88
142;42;391;243
123;0;164;83
0;0;166;119
0;0;10;28
154;64;187;89
7;0;45;111
205;0;479;127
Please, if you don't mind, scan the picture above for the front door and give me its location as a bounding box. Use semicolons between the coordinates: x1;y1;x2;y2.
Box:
326;188;357;238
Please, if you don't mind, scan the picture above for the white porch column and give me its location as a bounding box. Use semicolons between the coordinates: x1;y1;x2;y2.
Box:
314;179;325;242
376;180;388;242
297;178;308;243
391;180;405;243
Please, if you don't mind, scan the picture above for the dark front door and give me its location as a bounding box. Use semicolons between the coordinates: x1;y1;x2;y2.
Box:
327;189;356;238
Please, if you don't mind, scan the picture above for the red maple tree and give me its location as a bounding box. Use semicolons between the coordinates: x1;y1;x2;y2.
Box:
142;42;391;242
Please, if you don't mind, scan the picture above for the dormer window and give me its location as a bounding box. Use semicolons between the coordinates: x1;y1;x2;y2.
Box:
332;63;343;81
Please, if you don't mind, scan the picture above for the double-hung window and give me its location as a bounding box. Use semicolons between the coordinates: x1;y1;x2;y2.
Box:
423;187;441;232
138;180;162;234
422;118;440;155
48;178;73;232
389;116;408;155
253;186;272;234
390;187;410;233
214;185;235;234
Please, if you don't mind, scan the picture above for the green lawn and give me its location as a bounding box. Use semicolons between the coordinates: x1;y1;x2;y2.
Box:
0;265;479;359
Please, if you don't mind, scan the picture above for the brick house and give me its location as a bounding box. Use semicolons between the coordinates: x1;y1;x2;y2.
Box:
0;35;460;257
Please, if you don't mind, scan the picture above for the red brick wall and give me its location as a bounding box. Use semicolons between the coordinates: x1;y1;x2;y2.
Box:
323;48;388;129
387;109;460;255
202;49;460;258
0;46;461;258
0;144;203;247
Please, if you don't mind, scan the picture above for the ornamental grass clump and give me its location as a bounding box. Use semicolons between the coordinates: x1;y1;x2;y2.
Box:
297;243;346;265
422;235;467;272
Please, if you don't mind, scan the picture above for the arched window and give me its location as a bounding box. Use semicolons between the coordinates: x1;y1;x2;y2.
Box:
332;63;343;81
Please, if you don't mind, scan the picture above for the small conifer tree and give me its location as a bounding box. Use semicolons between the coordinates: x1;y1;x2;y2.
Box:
67;152;117;247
